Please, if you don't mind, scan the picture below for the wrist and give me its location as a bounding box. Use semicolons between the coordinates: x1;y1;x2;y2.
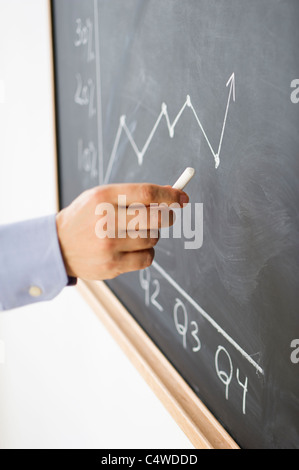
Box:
56;211;77;278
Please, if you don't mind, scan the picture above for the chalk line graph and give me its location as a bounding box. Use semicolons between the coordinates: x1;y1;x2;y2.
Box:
104;73;236;184
92;3;264;376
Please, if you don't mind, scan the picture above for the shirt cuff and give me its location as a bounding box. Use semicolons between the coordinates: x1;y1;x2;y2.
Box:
0;215;70;311
67;277;77;286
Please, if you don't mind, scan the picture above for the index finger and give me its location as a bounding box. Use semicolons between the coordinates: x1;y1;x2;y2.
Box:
100;183;189;207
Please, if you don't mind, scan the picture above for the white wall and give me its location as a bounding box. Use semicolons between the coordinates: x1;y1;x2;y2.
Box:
0;0;193;449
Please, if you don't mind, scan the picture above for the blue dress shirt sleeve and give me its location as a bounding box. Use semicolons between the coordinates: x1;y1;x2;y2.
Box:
0;215;73;311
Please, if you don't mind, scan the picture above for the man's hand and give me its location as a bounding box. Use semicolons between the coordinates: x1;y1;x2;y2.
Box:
56;184;189;281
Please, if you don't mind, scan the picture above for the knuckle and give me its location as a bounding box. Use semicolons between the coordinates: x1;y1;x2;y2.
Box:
141;184;156;203
91;186;104;203
102;237;115;251
150;235;160;247
93;186;112;205
104;260;115;274
144;249;155;268
104;257;121;277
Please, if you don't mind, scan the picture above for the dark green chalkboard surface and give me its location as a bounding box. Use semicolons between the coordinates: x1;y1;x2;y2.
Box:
52;0;299;449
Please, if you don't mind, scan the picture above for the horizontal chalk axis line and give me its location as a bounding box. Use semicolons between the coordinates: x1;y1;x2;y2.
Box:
152;261;264;376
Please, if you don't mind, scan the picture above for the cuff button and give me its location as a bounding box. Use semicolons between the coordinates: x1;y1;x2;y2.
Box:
29;286;43;298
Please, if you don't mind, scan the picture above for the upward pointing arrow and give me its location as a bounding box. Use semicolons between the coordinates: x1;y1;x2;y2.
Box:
215;73;236;167
226;72;236;102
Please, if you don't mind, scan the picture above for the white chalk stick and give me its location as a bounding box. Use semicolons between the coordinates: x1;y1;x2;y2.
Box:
172;167;195;190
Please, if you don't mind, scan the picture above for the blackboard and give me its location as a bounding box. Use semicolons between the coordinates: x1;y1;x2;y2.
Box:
51;0;299;449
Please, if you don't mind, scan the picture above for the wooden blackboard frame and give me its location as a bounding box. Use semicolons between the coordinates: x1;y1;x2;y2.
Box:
48;0;239;450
